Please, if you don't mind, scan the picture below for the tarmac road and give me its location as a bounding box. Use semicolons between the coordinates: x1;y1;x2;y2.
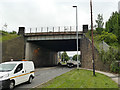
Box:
14;66;73;90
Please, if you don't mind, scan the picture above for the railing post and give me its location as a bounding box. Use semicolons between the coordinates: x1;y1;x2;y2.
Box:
64;26;65;32
36;28;37;33
30;28;31;33
53;27;54;32
58;26;60;32
47;27;49;32
41;27;43;32
70;26;72;32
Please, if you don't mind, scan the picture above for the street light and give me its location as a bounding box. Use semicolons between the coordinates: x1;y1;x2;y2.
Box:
90;0;95;76
73;6;79;69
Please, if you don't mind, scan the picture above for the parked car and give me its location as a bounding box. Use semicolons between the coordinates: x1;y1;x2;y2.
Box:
67;60;81;68
0;60;35;90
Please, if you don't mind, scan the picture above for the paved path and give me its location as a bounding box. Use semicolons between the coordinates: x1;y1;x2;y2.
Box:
14;66;73;90
79;68;119;86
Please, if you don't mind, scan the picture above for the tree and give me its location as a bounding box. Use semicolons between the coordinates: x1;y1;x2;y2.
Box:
72;54;80;61
96;14;104;28
61;51;69;61
105;11;120;44
95;14;104;34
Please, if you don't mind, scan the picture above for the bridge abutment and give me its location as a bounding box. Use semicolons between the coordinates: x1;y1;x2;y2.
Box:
25;42;58;67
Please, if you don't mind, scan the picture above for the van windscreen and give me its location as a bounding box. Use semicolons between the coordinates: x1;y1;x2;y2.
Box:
0;64;17;72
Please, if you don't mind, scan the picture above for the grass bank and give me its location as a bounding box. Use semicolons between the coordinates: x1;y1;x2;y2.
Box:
35;69;118;88
0;30;19;42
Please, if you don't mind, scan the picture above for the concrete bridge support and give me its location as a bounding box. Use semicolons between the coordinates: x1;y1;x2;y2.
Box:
25;42;58;67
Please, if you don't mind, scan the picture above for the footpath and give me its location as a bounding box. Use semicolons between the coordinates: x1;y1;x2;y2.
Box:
80;68;119;86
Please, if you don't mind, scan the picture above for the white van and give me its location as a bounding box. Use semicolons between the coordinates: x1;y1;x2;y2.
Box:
0;60;35;89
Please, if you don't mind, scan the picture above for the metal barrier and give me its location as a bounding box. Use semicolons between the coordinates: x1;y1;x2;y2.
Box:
25;26;81;33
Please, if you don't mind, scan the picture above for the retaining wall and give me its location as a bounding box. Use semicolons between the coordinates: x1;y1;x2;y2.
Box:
81;35;110;72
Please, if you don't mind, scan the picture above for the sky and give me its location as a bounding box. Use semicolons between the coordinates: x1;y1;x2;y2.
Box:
0;0;119;56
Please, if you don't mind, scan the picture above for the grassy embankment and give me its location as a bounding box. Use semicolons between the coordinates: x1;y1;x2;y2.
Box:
35;69;118;88
0;30;19;42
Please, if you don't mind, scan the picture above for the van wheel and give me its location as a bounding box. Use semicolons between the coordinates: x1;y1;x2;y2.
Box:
28;76;33;84
9;81;15;90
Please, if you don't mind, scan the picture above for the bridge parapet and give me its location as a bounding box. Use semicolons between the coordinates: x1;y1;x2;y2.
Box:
25;31;83;36
25;26;81;33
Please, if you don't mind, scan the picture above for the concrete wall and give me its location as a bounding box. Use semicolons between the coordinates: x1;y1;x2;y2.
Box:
81;35;110;72
2;36;25;62
25;42;58;67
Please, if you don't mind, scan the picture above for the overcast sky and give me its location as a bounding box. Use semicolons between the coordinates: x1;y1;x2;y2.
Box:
0;0;119;33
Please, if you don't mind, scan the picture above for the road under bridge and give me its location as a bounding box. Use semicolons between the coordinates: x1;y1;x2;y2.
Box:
24;31;83;67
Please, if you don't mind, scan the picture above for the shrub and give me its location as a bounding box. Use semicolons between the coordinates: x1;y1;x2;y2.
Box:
96;28;104;34
9;31;17;34
97;31;118;45
100;48;120;73
110;61;120;73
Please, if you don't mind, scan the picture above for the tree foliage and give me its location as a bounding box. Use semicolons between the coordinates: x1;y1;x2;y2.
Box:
61;51;69;61
97;31;118;45
105;12;120;44
96;14;104;28
95;14;104;34
72;54;80;61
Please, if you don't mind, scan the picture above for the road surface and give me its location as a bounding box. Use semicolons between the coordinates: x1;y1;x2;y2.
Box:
14;66;73;90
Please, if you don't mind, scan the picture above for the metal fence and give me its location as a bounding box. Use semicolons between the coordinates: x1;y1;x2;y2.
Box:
25;26;81;33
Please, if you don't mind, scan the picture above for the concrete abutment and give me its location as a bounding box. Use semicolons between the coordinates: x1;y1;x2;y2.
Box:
25;42;58;67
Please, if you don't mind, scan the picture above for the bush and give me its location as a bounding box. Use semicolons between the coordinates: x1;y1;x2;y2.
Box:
97;31;118;45
9;31;17;34
100;48;120;73
110;61;120;73
100;48;117;64
1;30;8;35
96;28;104;34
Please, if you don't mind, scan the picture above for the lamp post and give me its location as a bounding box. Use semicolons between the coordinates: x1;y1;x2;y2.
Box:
73;6;79;69
90;0;95;76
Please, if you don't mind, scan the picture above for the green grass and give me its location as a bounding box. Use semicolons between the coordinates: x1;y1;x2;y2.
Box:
0;32;19;42
36;69;118;88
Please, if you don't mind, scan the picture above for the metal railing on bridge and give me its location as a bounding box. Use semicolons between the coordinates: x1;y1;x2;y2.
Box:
25;26;81;33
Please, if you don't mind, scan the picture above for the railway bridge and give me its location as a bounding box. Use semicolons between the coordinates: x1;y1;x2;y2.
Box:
22;26;87;67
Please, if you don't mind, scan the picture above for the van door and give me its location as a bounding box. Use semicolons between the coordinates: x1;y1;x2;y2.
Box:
14;63;25;85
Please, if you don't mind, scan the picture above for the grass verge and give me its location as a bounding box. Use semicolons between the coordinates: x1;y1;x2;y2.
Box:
35;69;118;88
0;34;19;42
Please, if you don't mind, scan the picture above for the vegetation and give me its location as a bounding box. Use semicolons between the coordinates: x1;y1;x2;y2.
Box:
86;12;120;73
36;69;118;88
72;54;80;61
61;51;69;62
105;12;120;44
0;30;19;42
